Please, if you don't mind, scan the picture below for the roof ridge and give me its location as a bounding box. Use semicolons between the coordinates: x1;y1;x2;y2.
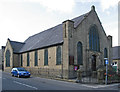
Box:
71;13;88;20
10;40;25;44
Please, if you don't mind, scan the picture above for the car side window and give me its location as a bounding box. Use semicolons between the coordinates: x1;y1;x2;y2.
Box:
13;70;17;72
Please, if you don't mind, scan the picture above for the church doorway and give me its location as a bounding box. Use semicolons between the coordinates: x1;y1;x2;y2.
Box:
91;55;96;71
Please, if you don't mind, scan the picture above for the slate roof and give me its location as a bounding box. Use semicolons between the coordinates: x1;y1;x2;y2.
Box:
9;11;90;53
9;40;25;53
112;46;120;60
72;13;88;28
19;24;63;53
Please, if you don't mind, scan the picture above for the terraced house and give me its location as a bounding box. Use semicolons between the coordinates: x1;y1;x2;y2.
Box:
4;6;112;79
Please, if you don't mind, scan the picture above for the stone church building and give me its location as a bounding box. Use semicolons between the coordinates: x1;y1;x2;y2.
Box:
4;6;112;79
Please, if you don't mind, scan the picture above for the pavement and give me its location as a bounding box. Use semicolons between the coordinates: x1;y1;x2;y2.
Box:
2;71;120;91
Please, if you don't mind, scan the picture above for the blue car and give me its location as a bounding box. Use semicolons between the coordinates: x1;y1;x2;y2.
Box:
11;67;31;78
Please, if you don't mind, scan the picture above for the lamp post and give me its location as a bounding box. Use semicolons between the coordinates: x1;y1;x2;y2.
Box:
104;58;108;85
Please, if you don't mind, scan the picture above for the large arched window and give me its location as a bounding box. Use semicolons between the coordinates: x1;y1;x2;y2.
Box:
34;51;38;66
44;49;48;65
56;46;61;65
5;49;10;67
89;25;100;51
77;42;83;65
104;48;108;65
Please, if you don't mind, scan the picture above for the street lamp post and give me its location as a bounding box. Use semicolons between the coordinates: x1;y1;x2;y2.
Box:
104;58;108;85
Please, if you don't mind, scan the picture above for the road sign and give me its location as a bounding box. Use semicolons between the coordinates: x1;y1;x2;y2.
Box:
105;59;108;65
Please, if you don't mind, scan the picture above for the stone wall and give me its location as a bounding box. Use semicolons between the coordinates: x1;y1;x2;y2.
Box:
22;45;63;78
25;67;62;78
4;39;13;72
13;54;19;67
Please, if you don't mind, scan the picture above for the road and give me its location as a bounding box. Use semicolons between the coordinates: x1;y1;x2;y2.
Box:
1;71;120;91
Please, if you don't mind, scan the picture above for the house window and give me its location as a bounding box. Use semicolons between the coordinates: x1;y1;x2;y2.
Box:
89;25;100;51
5;49;10;67
34;51;38;66
27;53;29;66
21;54;23;66
77;42;83;65
56;46;61;65
44;49;48;65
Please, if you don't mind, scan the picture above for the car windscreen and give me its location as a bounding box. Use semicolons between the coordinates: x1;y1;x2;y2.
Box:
17;68;27;71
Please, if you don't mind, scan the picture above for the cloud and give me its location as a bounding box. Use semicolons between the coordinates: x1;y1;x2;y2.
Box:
100;0;118;11
1;0;118;13
40;0;75;13
103;21;118;46
75;0;98;3
75;0;118;11
24;0;75;13
24;0;118;13
0;0;75;13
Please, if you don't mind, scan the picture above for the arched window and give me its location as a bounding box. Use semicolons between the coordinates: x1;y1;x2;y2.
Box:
56;46;61;65
44;49;48;65
89;25;100;51
104;48;108;58
21;54;23;66
77;42;83;65
34;51;38;66
5;50;10;67
27;53;29;66
104;48;108;65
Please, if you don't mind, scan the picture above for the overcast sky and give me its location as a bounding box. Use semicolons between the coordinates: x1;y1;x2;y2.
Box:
0;0;119;48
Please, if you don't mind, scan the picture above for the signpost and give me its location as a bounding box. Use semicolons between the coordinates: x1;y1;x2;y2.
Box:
105;58;108;85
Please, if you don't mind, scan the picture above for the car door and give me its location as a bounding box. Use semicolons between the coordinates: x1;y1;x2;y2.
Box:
13;70;18;76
